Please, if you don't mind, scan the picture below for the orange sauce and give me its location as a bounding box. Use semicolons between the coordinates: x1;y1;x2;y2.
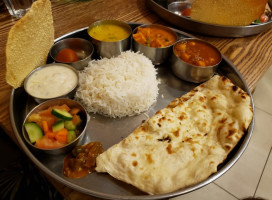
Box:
133;26;176;48
174;40;221;67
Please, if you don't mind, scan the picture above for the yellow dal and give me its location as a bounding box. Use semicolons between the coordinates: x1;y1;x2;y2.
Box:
88;24;130;42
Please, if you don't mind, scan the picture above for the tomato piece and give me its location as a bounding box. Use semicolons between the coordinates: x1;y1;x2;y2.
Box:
27;113;42;127
260;14;269;23
46;131;56;140
56;48;79;63
35;135;65;149
72;114;82;126
42;120;49;133
70;108;80;115
182;8;191;17
39;107;53;116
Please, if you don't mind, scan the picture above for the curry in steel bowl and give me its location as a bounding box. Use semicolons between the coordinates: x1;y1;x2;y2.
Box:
171;38;222;83
132;24;178;65
87;20;132;58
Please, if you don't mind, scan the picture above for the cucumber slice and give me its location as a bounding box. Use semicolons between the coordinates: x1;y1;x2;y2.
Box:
67;130;76;143
52;109;73;120
64;120;76;130
24;122;43;143
52;120;64;132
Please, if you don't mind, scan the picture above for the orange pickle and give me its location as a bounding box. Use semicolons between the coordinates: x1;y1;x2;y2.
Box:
63;142;103;178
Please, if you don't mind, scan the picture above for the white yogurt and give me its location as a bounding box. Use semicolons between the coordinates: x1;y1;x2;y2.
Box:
26;65;78;98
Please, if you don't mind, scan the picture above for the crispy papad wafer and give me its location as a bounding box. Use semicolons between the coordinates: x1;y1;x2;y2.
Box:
190;0;267;26
5;0;54;88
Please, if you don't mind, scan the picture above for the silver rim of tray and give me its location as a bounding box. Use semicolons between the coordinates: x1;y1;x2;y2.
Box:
10;23;255;199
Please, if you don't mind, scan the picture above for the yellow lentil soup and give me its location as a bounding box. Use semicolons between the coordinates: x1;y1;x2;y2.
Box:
88;23;131;42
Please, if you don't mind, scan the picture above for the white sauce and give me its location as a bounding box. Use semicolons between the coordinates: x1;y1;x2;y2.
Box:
26;65;78;98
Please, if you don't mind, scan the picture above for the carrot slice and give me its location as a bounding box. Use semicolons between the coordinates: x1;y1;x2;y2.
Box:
42;121;49;133
55;128;68;144
41;115;55;128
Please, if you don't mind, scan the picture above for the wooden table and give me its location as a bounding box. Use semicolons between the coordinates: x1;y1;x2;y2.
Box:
1;0;272;199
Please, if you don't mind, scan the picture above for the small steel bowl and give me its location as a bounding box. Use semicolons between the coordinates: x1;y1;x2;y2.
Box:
87;20;132;58
24;63;79;104
168;1;191;17
50;38;94;70
132;24;178;65
171;38;222;83
22;98;89;155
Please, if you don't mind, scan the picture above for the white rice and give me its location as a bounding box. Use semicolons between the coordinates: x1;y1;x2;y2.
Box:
75;51;159;118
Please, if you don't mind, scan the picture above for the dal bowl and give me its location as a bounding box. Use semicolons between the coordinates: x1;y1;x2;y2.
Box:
87;20;132;58
24;63;79;104
50;38;94;70
22;98;89;155
171;38;222;83
132;24;178;65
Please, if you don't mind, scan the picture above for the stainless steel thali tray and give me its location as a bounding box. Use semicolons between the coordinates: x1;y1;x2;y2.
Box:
10;23;254;199
146;0;272;37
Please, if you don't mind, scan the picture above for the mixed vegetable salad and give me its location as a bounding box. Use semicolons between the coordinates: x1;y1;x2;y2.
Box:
24;104;82;149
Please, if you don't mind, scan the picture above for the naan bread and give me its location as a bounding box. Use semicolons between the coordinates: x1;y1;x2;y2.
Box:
5;0;54;88
96;75;253;195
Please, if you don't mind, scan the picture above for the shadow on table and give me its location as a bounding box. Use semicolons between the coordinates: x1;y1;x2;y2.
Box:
0;127;64;200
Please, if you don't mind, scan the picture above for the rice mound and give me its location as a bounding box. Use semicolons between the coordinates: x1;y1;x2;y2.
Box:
75;51;159;118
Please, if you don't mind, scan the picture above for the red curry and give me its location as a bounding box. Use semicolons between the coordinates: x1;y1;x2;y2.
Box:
174;40;221;67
